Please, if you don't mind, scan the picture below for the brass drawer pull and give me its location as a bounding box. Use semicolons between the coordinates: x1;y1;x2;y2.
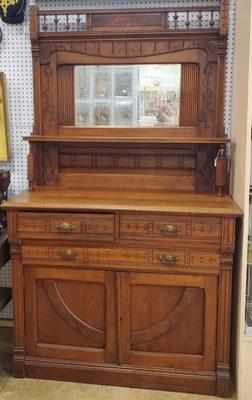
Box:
157;254;179;265
59;249;78;260
56;222;76;233
159;224;180;234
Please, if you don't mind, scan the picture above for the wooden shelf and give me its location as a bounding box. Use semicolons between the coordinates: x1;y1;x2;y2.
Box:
24;135;230;144
2;189;241;217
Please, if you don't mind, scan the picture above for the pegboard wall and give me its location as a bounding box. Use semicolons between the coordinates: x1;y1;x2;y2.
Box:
0;0;235;319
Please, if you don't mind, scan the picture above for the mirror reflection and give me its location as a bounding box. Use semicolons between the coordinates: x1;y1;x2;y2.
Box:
75;64;181;127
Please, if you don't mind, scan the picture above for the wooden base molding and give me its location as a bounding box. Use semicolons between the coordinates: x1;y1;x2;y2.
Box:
216;363;232;398
20;356;217;396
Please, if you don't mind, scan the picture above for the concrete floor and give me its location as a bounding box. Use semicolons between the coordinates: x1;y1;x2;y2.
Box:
0;327;233;400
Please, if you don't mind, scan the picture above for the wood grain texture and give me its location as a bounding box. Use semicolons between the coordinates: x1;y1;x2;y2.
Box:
25;267;117;364
11;243;25;377
24;133;231;144
216;268;232;397
43;279;105;345
21;244;221;269
18;211;115;241
58;66;74;126
2;189;241;216
180;64;199;126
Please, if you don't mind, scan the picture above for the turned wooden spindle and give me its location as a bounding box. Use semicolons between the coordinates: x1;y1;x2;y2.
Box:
215;145;228;197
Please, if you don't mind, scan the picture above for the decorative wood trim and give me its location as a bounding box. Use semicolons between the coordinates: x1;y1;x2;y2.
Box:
43;279;105;345
42;143;61;186
21;244;221;269
118;272;131;364
216;268;232;397
195;144;216;193
32;59;42;135
216;37;227;136
27;143;43;190
41;54;58;135
13;348;25;378
220;252;233;266
221;218;236;253
180;64;199;126
58;66;74;126
59;145;196;173
24;133;230;144
27;144;35;191
11;243;25;377
7;210;18;244
198;63;216;134
34;7;221;36
104;272;117;363
132;287;199;345
30;6;39;42
24;356;217;395
219;0;229;37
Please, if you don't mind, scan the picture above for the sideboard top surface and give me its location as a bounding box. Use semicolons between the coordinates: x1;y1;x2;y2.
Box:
2;189;241;217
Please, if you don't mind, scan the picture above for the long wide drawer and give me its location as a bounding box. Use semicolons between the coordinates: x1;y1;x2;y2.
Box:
21;244;220;270
18;212;115;241
119;214;222;242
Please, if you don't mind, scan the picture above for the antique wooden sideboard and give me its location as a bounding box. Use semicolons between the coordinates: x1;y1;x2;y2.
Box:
2;3;241;397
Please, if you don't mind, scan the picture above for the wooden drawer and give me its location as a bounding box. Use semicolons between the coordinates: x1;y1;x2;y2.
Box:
119;214;222;242
18;212;115;241
21;244;220;270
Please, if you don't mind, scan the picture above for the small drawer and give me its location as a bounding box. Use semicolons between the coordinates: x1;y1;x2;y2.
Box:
22;245;220;270
18;212;115;241
119;214;222;242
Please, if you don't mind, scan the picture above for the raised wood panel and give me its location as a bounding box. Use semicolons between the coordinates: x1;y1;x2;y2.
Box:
59;172;196;192
119;272;218;370
58;66;74;126
24;267;117;363
42;143;61;186
180;64;199;126
91;12;164;32
195;144;216;193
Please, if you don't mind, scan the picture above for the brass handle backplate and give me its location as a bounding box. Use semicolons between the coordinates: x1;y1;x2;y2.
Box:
56;222;76;233
159;224;181;234
157;254;179;265
59;249;78;260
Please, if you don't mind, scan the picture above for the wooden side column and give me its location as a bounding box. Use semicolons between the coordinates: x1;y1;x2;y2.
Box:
30;6;41;135
217;217;236;397
8;210;25;378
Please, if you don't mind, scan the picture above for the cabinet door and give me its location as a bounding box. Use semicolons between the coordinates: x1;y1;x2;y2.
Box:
119;272;217;371
24;266;116;363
